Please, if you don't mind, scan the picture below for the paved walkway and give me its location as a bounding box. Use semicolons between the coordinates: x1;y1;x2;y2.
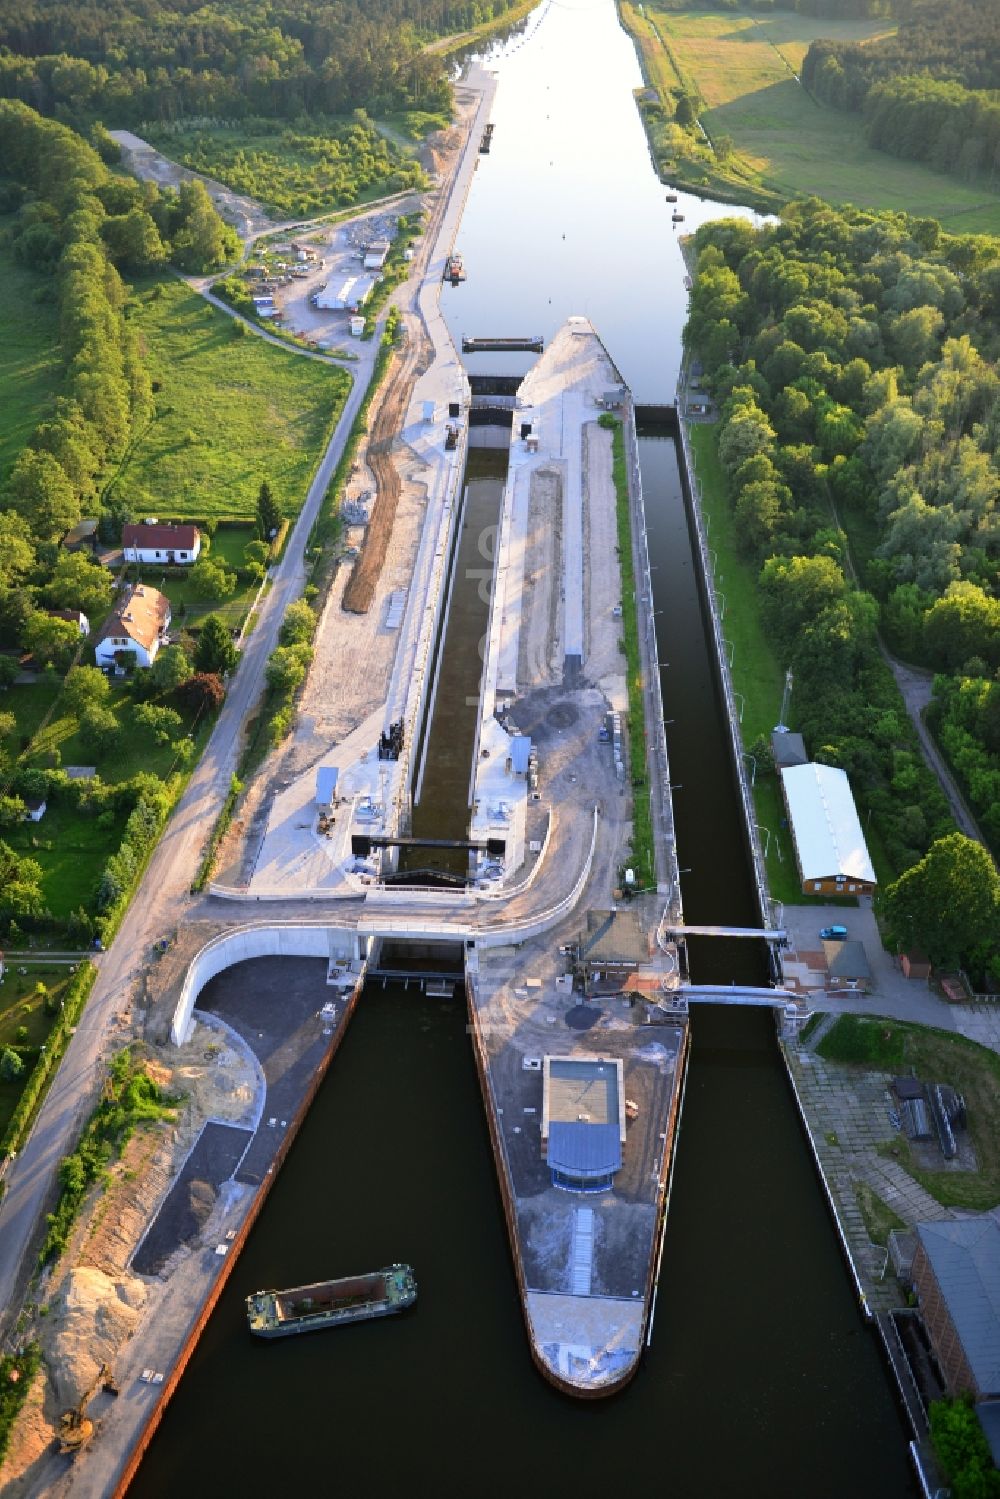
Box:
778;898;1000;1317
785;1043;948;1314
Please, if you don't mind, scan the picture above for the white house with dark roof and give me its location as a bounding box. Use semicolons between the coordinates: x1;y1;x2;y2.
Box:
94;584;171;671
122;522;201;566
46;608;90;637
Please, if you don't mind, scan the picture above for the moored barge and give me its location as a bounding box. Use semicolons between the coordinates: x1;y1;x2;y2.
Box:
246;1265;416;1337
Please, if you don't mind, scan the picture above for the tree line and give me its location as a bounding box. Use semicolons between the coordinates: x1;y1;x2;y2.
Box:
686;198;1000;893
0;0;524;129
803;0;1000;181
0;102;239;656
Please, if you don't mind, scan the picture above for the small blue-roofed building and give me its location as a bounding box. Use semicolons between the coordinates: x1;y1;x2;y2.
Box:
542;1056;626;1192
509;735;532;776
315;766;339;810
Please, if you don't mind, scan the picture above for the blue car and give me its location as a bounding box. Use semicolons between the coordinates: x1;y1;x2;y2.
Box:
820;924;848;941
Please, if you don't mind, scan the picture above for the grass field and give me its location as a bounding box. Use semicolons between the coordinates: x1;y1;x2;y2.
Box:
820;1015;1000;1210
625;6;1000;234
113;278;351;522
689;424;806;900
4;678;212;916
0;240;62;484
0;965;74;1049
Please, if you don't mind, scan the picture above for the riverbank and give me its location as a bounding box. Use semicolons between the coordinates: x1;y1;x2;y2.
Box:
617;2;1000;234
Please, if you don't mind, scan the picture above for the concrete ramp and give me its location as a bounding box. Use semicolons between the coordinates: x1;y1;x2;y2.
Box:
570;1207;594;1296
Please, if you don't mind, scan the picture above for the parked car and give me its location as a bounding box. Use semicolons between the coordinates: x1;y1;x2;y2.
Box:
819;924;848;941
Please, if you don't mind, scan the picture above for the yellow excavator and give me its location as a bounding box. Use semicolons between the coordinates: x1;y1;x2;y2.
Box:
57;1363;119;1456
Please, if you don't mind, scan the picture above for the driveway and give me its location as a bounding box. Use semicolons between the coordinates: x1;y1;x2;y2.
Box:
782;900;1000;1054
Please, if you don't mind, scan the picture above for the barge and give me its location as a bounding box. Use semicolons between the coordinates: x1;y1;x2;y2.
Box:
246;1264;416;1337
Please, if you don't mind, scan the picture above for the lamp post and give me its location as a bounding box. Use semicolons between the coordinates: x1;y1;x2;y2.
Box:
742;750;757;787
733;690;745;723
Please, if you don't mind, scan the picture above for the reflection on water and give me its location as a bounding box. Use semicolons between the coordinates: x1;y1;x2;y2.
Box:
128;4;915;1494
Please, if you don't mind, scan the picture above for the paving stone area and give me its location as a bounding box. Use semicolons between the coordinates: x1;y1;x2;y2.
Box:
784;1043;954;1314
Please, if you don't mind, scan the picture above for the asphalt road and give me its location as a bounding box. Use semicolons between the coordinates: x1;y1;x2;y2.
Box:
0;71;494;1339
0;330;376;1339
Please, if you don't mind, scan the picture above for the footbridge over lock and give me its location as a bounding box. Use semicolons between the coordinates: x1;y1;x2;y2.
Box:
663;923;788;943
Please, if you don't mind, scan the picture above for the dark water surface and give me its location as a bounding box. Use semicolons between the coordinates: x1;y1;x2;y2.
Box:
131;1;915;1492
406;451;508;868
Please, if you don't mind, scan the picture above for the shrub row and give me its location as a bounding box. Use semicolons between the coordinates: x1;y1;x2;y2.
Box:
0;1344;41;1467
38;1047;177;1266
606;414;655;887
191;773;243;892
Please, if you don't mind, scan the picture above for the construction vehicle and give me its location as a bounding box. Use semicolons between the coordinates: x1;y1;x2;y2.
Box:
57;1363;118;1455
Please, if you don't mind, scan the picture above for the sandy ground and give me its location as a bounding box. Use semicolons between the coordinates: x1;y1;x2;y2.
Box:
0;1026;259;1490
583;423;628;706
517;469;563;689
108;131;276;239
217;103;473;871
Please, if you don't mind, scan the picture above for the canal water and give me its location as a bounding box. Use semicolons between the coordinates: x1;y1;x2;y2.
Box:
130;1;915;1493
406;452;508;872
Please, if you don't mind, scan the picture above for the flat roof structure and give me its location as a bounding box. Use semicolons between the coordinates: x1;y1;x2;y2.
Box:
510;735;531;774
316;767;339;806
314;274;377;310
780;762;876;889
580;908;648;969
542;1057;626;1191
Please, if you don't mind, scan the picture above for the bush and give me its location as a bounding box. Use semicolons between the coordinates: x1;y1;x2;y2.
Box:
0;1345;41;1467
816;1015;906;1069
930;1396;1000;1499
1;1048;25;1082
38;1048;178;1266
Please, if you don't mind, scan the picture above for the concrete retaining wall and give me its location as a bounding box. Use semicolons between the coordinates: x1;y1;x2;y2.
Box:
170;925;355;1045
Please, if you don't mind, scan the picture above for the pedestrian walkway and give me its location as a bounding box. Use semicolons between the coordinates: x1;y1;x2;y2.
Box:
785;1042;953;1314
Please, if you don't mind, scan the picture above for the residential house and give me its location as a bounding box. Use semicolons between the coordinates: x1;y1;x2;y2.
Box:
24;795;47;822
46;608;90;637
122;522;201;566
62;518;99;553
94;584;171;671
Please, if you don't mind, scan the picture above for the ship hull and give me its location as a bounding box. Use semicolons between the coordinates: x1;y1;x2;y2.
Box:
247;1265;416;1338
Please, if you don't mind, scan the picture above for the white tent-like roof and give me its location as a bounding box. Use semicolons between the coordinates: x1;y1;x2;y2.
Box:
313;274;377;310
780;762;876;886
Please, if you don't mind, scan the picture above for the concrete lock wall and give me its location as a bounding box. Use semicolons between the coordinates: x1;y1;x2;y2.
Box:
170;925;353;1045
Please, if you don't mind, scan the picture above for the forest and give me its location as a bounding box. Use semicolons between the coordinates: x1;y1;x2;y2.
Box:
0;102;239;569
685;199;1000;882
0;0;523;128
803;0;1000;179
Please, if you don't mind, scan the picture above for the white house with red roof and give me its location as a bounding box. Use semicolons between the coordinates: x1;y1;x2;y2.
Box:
94;584;171;671
122;522;201;565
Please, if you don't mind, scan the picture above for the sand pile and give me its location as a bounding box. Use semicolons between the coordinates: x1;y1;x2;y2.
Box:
44;1267;147;1408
